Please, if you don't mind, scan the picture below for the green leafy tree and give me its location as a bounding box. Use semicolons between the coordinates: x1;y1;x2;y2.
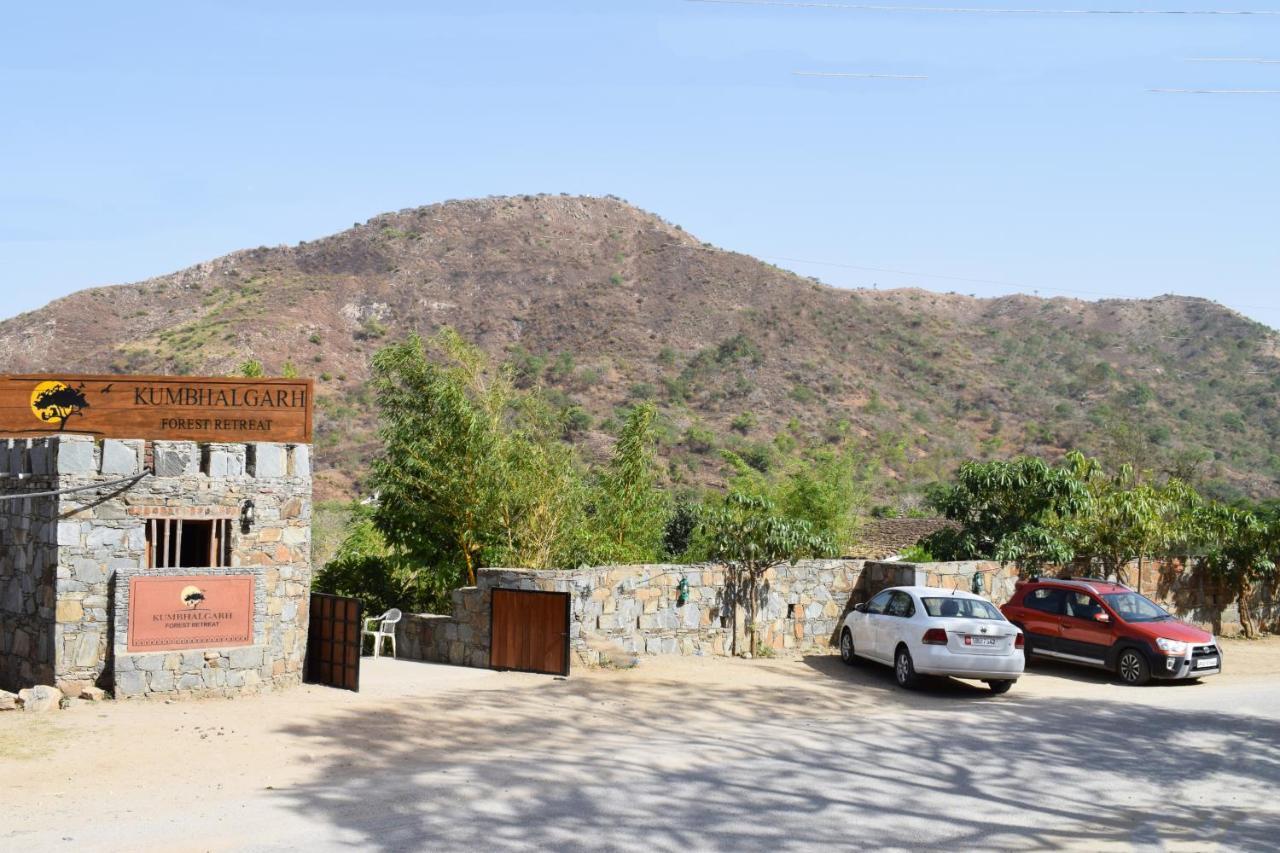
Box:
922;455;1091;572
698;492;833;656
1069;456;1199;585
313;506;448;615
1193;502;1278;638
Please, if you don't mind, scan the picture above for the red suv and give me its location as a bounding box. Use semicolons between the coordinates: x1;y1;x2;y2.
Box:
1000;578;1221;685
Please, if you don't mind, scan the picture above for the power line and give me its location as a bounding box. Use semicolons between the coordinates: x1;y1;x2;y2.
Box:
688;0;1280;15
793;71;929;79
1186;58;1280;64
1148;87;1280;93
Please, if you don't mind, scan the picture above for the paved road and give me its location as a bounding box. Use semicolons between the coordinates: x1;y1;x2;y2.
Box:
5;652;1279;852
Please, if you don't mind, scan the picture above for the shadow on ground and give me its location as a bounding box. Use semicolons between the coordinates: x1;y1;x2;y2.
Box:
272;656;1280;852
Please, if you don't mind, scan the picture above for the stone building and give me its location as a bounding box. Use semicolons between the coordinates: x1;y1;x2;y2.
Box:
0;434;312;699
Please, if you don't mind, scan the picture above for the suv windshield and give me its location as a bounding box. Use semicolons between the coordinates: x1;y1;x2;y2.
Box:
922;597;1003;620
1102;591;1170;623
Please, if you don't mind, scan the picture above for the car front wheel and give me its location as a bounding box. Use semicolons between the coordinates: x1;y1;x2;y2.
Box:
839;629;857;666
894;646;919;689
1117;649;1151;686
985;680;1014;695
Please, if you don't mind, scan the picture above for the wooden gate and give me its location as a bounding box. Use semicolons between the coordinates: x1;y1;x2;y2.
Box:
305;592;362;691
489;588;571;676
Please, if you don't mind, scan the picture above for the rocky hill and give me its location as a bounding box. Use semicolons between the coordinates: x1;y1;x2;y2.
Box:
1;195;1277;503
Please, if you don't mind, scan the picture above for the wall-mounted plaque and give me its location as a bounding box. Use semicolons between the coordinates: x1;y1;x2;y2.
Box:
127;575;254;652
0;374;312;443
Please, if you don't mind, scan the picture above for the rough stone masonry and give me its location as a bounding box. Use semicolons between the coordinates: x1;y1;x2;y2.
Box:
0;434;312;699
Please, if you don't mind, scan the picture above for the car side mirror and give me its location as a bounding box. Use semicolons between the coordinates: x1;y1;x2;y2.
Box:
853;603;867;613
1093;611;1111;623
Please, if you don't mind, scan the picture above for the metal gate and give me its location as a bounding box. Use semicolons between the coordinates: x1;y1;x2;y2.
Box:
489;588;570;676
305;592;362;691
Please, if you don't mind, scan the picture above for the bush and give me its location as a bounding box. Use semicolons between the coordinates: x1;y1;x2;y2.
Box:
562;405;592;437
731;412;757;434
789;385;816;404
684;426;716;453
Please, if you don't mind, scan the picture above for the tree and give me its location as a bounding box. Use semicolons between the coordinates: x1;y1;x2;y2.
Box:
922;455;1090;572
368;330;582;587
698;492;833;656
313;506;447;615
585;402;668;564
1070;457;1200;585
1194;502;1278;639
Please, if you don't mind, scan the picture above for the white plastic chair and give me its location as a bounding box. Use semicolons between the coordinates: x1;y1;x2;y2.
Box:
362;608;402;658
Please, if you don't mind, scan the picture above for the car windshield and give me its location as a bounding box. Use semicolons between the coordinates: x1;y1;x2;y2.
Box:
921;597;1003;620
1102;591;1171;622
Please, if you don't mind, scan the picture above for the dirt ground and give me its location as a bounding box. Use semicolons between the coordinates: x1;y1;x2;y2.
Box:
3;637;1279;852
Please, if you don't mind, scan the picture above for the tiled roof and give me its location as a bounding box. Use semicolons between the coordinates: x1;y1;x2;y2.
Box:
846;517;957;560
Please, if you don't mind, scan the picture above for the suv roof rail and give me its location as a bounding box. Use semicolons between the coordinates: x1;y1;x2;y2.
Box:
1046;577;1102;595
1067;576;1133;591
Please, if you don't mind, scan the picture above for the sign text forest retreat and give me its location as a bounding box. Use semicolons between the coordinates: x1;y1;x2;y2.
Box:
0;374;312;444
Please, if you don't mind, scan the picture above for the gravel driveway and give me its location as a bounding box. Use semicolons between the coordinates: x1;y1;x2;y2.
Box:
4;639;1279;852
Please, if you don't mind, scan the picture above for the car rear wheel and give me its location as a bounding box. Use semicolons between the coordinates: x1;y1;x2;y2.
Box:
1117;649;1151;686
985;680;1014;695
839;629;857;666
894;646;919;689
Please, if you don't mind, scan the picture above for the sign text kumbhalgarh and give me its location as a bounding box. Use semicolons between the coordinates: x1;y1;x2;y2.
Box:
127;575;255;653
0;374;312;443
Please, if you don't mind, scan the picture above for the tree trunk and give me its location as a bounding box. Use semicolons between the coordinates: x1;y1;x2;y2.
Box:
463;549;476;587
1237;577;1256;639
745;566;757;657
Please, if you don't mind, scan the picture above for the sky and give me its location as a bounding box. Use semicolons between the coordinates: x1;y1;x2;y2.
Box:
2;1;1278;329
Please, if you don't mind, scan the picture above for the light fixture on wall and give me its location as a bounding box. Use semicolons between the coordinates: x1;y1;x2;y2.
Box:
240;499;256;533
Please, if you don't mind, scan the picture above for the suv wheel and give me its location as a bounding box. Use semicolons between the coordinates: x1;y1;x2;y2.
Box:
839;629;856;666
1117;649;1151;686
894;646;919;689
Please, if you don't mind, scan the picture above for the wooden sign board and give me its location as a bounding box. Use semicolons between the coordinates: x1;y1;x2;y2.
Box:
127;575;254;652
0;374;312;444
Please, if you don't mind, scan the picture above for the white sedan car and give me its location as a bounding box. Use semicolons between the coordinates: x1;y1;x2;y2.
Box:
839;585;1025;693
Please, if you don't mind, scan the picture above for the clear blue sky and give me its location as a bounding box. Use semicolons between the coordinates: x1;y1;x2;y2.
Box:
3;1;1278;328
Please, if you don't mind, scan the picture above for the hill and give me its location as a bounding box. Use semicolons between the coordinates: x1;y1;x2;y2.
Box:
1;194;1277;504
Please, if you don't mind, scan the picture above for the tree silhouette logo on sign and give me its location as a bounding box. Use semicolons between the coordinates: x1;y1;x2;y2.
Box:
29;380;90;430
180;585;206;609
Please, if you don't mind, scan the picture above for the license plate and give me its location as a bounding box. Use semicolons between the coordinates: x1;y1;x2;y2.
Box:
1195;657;1219;669
966;636;998;647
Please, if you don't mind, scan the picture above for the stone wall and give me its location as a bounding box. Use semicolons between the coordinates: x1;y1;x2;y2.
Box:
862;560;1016;603
0;439;61;690
398;559;866;669
0;434;312;698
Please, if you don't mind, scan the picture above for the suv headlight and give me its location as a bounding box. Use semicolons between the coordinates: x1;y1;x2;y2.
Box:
1156;638;1188;655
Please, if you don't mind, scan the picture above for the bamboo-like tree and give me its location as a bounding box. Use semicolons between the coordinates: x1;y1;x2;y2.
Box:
586;402;669;564
368;330;583;586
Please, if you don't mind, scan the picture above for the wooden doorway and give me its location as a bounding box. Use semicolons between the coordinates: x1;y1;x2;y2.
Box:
489;588;570;676
305;592;362;691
